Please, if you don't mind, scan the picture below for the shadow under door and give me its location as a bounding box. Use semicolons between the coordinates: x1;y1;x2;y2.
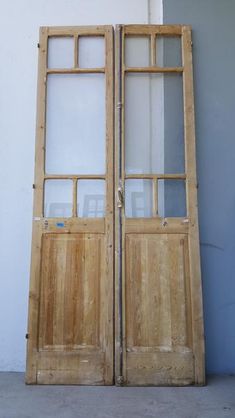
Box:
26;24;205;386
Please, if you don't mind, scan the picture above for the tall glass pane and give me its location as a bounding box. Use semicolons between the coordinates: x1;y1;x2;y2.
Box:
125;73;184;175
45;74;105;175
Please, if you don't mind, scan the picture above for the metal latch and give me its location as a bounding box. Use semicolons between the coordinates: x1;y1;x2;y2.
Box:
117;183;124;208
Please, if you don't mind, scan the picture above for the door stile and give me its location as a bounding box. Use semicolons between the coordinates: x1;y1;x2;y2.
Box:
114;25;125;385
26;27;48;383
182;26;205;385
103;25;114;384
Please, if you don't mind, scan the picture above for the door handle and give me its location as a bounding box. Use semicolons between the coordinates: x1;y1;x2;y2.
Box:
117;186;124;208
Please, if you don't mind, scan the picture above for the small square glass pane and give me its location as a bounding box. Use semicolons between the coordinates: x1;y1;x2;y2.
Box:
125;180;152;218
158;180;186;218
48;37;74;69
156;36;182;67
77;180;105;217
79;36;105;68
44;180;73;218
125;36;150;67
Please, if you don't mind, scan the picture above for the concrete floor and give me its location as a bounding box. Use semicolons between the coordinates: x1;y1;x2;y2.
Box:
0;373;234;418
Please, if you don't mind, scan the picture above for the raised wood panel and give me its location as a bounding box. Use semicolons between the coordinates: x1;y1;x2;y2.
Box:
125;234;192;351
39;233;103;350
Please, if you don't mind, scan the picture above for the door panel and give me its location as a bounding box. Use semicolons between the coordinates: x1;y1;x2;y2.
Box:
115;25;205;386
125;234;191;350
26;26;114;385
39;234;103;350
125;234;194;385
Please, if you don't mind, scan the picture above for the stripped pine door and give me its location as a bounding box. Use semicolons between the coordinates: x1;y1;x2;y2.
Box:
115;25;205;386
26;26;114;384
27;24;205;386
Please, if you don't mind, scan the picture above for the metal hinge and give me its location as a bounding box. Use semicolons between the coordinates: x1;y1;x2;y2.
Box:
116;101;123;109
25;333;29;339
116;375;124;386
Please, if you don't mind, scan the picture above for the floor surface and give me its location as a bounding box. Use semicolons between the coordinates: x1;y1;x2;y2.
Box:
0;373;234;418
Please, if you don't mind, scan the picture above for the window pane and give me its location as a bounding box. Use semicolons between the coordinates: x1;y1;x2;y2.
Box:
125;73;184;175
125;36;150;67
156;36;182;67
48;37;74;69
77;180;105;217
158;180;186;217
79;36;105;68
45;74;105;175
125;180;152;218
44;180;73;218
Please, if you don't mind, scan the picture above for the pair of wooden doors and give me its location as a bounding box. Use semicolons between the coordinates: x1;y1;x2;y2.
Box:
26;25;205;386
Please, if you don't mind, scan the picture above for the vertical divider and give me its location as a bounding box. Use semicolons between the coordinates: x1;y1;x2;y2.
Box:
120;25;127;385
152;178;158;216
74;35;78;68
72;178;78;217
104;25;114;384
115;24;126;385
150;34;156;66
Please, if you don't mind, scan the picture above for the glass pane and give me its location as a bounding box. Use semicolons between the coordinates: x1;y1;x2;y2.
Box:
79;36;105;68
125;37;150;67
48;37;74;69
125;73;184;175
125;180;152;218
156;36;182;67
77;180;105;217
44;180;73;218
158;180;186;217
45;74;105;175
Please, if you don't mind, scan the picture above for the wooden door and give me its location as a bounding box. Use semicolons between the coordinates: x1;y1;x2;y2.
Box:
27;24;205;386
115;25;205;386
26;26;114;385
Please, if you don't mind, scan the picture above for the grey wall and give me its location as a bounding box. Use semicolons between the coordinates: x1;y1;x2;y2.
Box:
164;0;235;373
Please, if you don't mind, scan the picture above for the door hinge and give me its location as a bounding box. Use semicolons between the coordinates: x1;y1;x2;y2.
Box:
25;333;29;339
116;375;124;386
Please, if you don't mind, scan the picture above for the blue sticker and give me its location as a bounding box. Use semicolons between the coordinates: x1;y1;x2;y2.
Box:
56;222;65;228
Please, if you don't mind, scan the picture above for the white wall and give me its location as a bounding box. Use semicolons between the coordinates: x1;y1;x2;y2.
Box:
0;0;162;371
